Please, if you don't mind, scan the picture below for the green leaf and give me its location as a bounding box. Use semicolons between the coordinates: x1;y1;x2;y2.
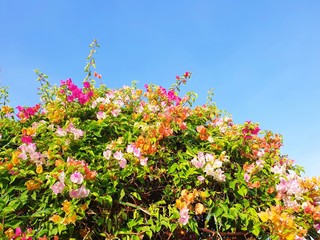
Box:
131;192;141;200
251;225;260;236
238;185;247;197
214;206;224;217
120;189;125;201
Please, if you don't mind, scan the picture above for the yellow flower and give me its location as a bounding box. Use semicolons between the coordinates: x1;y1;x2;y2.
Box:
199;191;207;199
12;151;20;166
36;165;43;174
258;211;270;222
175;199;186;210
194;203;205;215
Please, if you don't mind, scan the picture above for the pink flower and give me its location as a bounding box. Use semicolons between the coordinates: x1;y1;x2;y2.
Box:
51;181;65;195
133;147;141;158
97;111;106;120
205;153;215;163
314;223;320;233
191;156;205;168
178;207;189;225
56;126;67;136
69;185;90;198
244;173;251;182
58;171;66;182
126;144;134;153
111;109;121;117
67;124;84;140
139;157;148;166
197;175;205;182
119;158;127;168
256;160;265;170
213;169;226;182
113;151;123;160
103;150;112;160
70;171;84;184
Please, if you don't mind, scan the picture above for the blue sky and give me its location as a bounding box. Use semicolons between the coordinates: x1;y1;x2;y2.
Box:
0;1;319;177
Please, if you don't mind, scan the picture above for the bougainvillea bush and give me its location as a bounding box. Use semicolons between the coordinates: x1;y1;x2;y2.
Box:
0;41;319;240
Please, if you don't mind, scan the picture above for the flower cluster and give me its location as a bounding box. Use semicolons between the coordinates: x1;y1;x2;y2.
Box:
176;189;206;225
16;104;41;122
55;123;84;140
191;151;228;182
5;227;33;240
60;79;93;105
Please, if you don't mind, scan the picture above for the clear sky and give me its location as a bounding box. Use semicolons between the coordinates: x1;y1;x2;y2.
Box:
0;1;319;177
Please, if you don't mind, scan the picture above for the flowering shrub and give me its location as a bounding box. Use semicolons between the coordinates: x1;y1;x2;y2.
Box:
0;41;319;240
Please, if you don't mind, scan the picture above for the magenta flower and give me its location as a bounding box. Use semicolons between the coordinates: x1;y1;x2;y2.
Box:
21;136;32;144
14;227;22;238
83;81;90;88
70;171;84;184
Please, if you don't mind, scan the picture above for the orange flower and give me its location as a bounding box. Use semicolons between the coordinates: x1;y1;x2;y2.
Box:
94;71;102;79
159;122;173;139
196;125;206;135
50;214;62;224
6;163;13;171
196;125;209;140
55;159;64;167
80;203;88;211
267;186;275;194
5;228;14;238
64;214;77;225
1;105;13;114
248;181;260;189
62;200;72;214
26;180;41;191
38;235;48;240
22;127;37;136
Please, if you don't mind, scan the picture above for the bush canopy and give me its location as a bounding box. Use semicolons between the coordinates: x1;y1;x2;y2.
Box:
0;41;319;240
